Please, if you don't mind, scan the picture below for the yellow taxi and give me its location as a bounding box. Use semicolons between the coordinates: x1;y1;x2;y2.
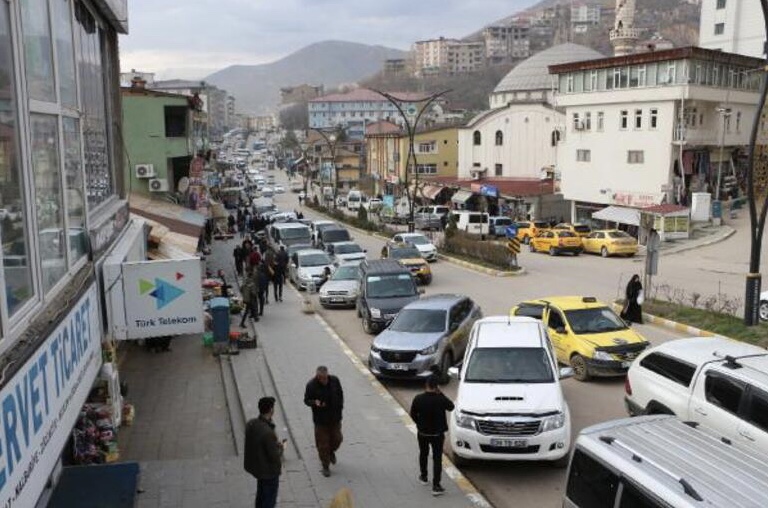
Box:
382;242;432;285
514;220;550;244
582;229;638;257
552;222;592;238
510;296;650;381
529;230;583;256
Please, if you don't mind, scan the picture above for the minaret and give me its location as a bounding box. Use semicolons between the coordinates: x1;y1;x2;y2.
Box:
609;0;640;56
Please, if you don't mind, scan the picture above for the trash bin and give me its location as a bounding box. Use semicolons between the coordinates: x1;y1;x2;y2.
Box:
209;297;230;344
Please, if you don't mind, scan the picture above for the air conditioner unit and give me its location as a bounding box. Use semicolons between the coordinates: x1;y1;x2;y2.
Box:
135;164;156;178
148;178;169;192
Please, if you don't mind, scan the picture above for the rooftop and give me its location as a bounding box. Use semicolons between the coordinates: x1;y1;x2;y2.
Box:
310;88;431;103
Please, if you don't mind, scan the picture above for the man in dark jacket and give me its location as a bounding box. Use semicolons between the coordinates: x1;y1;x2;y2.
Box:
303;366;344;477
410;374;455;496
273;246;289;302
244;397;283;508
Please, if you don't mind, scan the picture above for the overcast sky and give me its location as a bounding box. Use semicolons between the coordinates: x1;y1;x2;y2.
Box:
119;0;539;79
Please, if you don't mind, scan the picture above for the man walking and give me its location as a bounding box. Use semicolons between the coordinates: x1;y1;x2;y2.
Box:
410;374;454;496
273;245;288;302
244;396;283;508
303;366;344;477
239;268;260;326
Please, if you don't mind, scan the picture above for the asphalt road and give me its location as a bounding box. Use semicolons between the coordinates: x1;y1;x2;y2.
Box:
263;170;694;508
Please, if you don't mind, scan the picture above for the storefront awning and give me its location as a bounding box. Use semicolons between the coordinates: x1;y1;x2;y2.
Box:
592;205;640;226
129;195;207;238
451;189;473;204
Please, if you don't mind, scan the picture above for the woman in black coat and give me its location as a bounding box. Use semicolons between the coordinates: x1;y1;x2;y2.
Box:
621;274;644;324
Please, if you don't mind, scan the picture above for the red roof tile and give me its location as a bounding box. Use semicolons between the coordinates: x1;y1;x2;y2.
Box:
642;204;689;215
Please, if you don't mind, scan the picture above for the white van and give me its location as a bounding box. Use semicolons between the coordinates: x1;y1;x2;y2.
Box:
565;415;768;508
347;190;363;211
448;316;572;467
450;211;489;237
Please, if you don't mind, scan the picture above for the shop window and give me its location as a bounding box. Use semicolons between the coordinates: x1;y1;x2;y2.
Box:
0;3;35;317
21;0;56;102
30;114;67;293
63;118;88;263
164;106;188;137
53;0;78;108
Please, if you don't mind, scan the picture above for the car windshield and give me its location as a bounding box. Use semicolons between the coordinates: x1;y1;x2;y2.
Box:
288;244;312;256
557;231;576;238
389;309;446;333
316;223;336;232
574;225;591;233
332;265;360;280
323;230;351;243
404;235;429;245
464;347;554;383
495;219;512;226
299;253;331;267
282;228;311;240
366;274;416;298
390;247;422;259
607;231;631;239
335;243;362;254
564;307;628;334
534;221;549;228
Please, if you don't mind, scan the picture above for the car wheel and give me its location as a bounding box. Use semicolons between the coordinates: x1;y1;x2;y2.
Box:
601;246;609;258
570;354;590;382
760;300;768;321
362;316;375;335
549;246;557;256
438;351;453;385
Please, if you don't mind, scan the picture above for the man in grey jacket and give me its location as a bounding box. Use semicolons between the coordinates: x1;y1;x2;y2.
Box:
244;397;283;507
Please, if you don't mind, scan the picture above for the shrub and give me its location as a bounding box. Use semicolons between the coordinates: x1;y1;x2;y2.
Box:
441;231;511;270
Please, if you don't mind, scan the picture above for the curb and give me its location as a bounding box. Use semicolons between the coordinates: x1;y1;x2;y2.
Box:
312;310;493;508
610;303;730;340
633;226;736;261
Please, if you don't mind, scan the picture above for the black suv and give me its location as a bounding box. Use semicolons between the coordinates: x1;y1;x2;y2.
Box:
357;259;421;334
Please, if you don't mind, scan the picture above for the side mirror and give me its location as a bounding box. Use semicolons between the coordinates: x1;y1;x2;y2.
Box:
448;366;460;380
555;326;566;334
418;287;426;295
559;367;574;380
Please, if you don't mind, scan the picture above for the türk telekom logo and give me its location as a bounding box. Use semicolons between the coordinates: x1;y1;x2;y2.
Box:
138;272;186;309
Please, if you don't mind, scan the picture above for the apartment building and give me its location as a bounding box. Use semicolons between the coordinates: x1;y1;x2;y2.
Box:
483;24;532;64
699;0;766;58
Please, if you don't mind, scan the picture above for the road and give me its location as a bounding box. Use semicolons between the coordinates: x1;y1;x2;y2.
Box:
262;169;696;508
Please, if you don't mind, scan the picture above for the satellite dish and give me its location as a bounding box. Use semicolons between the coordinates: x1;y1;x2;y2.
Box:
178;177;190;193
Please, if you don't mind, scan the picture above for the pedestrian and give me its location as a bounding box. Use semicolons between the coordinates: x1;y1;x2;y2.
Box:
257;263;271;315
227;213;236;234
409;373;454;497
237;215;246;239
263;248;276;304
303;366;344;477
244;396;284;508
248;248;262;275
239;268;260;326
233;243;244;277
621;274;644;324
273;246;288;302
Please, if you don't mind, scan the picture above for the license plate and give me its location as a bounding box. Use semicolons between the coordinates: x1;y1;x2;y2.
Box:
388;363;410;371
490;438;528;448
621;361;631;368
331;298;343;303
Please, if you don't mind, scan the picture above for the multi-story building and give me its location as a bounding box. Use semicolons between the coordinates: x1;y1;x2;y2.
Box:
383;59;408;76
412;37;487;75
150;80;234;144
280;84;325;105
225;95;236;131
412;38;452;75
571;3;602;26
483;24;531;64
549;46;762;222
247;115;276;132
365;121;403;196
447;41;486;74
699;0;765;58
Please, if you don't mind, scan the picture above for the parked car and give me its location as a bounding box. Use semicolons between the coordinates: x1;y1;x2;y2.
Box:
582;229;638;257
529;230;583;256
624;337;768;451
449;316;572;467
317;227;352;251
565;415;768;508
414;205;450;231
288;249;335;291
327;241;367;266
261;186;274;198
381;242;432;285
310;220;338;246
450;211;489;237
267;222;312;250
760;290;768;321
552;222;591;238
286;243;313;258
363;198;383;213
357;259;421;334
488;216;513;238
270;211;297;223
511;296;650;381
318;264;361;308
369;294;481;382
392;232;437;262
274;184;285;194
514;220;551;244
346;190;363;210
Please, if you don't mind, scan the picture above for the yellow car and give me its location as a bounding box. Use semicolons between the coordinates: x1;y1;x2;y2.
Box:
529;230;583;256
382;242;432;285
582;229;638;257
552;222;592;238
514;220;550;244
510;296;650;381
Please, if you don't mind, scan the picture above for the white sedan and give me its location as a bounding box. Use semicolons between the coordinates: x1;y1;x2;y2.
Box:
392;232;438;262
760;290;768;321
274;184;285;194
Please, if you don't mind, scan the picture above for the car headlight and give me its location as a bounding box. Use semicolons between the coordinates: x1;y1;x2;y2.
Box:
593;350;614;361
455;412;476;430
420;343;438;355
370;343;381;353
370;308;381;319
541;412;566;432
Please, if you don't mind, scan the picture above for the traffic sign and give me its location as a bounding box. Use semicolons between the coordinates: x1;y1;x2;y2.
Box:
505;225;518;238
506;237;521;255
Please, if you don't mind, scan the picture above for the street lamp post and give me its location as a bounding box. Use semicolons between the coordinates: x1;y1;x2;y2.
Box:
299;140;310;195
372;89;450;233
715;107;732;201
312;128;341;209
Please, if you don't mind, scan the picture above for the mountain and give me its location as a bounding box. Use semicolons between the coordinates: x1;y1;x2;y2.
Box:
205;40;406;114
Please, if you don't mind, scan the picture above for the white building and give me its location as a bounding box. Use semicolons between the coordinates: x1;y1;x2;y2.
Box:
571;3;602;26
699;0;766;58
549;46;763;222
483;25;531;64
412;37;486;75
412;38;452;75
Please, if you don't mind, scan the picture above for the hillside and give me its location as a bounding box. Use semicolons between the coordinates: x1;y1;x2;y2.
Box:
206;41;406;114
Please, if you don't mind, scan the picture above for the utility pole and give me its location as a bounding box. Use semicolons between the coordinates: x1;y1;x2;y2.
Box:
312;126;342;209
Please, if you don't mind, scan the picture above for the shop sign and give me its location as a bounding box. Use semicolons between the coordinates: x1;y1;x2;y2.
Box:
480;184;499;198
88;201;130;259
0;284;101;508
122;259;203;339
612;192;659;208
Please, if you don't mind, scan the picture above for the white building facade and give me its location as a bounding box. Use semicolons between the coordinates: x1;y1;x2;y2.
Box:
699;0;766;58
550;47;762;222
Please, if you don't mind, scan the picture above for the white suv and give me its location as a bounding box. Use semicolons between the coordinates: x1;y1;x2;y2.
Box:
448;316;572;466
625;337;768;453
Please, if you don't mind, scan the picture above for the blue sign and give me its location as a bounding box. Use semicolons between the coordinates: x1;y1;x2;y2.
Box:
383;195;395;208
505;225;518;238
480;185;499;198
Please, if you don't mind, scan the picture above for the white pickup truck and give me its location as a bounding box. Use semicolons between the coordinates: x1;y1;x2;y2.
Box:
625;337;768;453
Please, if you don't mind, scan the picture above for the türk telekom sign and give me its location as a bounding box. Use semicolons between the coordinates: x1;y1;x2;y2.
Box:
0;284;101;508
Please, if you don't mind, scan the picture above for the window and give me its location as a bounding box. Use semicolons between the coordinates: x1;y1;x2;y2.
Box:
736;111;742;132
620;110;629;130
584;112;592;131
565;450;619;507
650;108;658;129
590;70;598;91
639;353;696;386
627;151;644;164
63;118;87;263
715;23;725;35
667;62;677;83
634;109;643;129
495;130;503;146
717;0;727;8
473;130;481;145
596;111;604;131
619;481;666;508
21;0;56;102
745;388;768;432
566;74;574;93
54;0;78;108
704;373;745;415
576;149;591;162
164;106;188;137
494;163;503;176
417;141;436;153
573;113;581;131
413;164;437;174
547;310;566;330
551;129;561;146
637;65;646;87
612;68;621;89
